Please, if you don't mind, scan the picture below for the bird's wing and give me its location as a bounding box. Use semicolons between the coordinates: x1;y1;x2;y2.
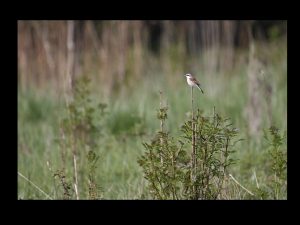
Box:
190;76;200;85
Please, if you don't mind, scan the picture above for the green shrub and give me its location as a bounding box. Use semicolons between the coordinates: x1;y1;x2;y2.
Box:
55;76;105;199
138;93;240;199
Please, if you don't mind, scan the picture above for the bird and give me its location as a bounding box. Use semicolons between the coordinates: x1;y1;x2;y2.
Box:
184;73;204;94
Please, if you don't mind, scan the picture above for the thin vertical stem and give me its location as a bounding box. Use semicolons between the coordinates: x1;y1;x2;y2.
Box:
160;91;164;133
73;153;79;200
213;106;216;126
159;91;164;164
191;86;196;198
192;87;195;165
171;151;176;200
71;119;79;200
149;149;164;199
274;172;278;200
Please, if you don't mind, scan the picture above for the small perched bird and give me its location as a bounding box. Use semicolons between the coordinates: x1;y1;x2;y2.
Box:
184;73;204;94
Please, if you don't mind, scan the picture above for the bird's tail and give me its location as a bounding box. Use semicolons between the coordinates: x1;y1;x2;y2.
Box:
197;85;204;94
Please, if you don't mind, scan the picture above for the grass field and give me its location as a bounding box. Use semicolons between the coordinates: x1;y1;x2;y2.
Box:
18;39;287;199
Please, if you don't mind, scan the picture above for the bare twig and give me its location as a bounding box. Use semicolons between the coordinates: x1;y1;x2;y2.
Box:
73;153;79;200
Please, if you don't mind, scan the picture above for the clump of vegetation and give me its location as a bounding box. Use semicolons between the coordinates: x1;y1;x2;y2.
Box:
256;126;287;199
181;109;239;199
138;131;186;199
138;92;186;199
55;76;106;199
87;150;101;199
267;126;287;189
138;92;240;199
54;170;73;200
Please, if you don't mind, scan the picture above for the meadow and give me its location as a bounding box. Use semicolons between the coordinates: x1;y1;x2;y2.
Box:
18;37;287;199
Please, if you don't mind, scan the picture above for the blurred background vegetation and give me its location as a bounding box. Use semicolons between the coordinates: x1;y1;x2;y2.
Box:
18;20;286;93
18;20;287;199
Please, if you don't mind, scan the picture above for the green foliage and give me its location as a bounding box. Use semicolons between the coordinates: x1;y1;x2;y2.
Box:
157;106;168;121
248;126;287;200
55;76;105;199
64;76;106;146
181;110;239;199
264;126;287;199
251;186;269;200
87;150;102;199
267;126;287;179
138;94;240;199
138;103;186;199
53;169;73;200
